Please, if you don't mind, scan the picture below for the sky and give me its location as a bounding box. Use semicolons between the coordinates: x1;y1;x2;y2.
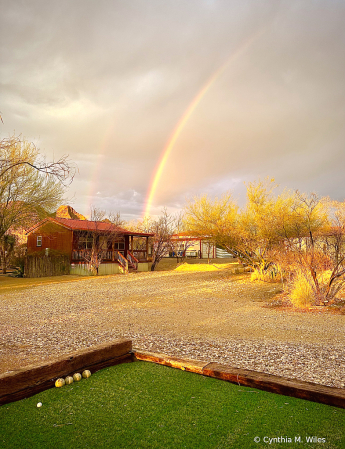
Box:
1;0;345;220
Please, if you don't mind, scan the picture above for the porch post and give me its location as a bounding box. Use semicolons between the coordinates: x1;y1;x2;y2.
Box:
124;235;129;259
146;236;149;261
131;235;134;252
70;231;74;264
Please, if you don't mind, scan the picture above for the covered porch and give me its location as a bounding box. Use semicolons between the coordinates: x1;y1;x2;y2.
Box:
71;231;152;273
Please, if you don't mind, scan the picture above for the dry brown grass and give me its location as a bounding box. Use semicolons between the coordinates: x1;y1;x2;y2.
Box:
0;275;86;295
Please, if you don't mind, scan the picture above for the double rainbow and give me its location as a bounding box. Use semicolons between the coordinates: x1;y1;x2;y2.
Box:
143;29;264;217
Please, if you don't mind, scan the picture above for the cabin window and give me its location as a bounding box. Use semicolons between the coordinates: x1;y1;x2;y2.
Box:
113;239;125;250
37;236;42;247
108;238;125;251
78;236;94;249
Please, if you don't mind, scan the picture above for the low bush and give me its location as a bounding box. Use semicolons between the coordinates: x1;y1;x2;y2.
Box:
10;254;25;278
290;270;339;308
290;272;314;308
250;264;283;283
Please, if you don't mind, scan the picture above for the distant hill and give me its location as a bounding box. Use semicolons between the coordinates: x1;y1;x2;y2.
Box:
55;205;86;220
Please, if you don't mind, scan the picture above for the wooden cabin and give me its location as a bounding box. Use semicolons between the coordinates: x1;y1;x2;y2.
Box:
26;217;153;274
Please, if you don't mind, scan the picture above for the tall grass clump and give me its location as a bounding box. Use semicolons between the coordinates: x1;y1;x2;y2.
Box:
250;263;284;283
290;272;314;308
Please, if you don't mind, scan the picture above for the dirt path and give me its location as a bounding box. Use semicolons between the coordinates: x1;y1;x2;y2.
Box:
1;269;344;388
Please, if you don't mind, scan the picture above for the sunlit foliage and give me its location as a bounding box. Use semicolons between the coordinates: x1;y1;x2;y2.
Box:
184;179;345;306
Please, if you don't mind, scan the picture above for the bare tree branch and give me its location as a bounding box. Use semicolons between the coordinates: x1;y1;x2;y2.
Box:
77;207;124;275
149;208;178;271
0;135;77;185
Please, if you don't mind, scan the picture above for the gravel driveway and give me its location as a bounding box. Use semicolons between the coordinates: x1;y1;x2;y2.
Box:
1;269;344;388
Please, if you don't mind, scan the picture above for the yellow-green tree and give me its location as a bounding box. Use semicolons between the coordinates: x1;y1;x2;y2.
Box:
183;192;238;257
0;135;72;240
183;179;290;277
184;180;345;305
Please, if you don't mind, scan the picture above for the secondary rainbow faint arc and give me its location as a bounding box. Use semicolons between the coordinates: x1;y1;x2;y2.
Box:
143;29;264;217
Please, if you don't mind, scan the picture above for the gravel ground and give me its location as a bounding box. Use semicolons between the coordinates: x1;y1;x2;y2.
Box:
1;269;344;388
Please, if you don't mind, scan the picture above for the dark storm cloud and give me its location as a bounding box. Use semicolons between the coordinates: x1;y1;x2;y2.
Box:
1;0;345;216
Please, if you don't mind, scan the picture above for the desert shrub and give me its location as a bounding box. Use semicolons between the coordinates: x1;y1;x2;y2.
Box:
10;255;25;277
250;264;283;283
11;265;24;277
251;268;267;282
318;270;332;285
10;244;27;277
290;272;314;308
289;269;339;307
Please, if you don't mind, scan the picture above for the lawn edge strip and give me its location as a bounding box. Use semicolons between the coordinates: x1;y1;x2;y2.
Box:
133;349;208;374
0;339;132;406
133;349;345;409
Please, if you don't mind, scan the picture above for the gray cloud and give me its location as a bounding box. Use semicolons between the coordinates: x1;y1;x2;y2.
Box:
1;0;345;218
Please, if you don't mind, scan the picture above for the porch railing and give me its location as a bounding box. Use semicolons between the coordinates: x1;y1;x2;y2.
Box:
115;251;128;273
131;250;149;262
72;249;124;261
72;249;96;261
71;248;149;269
127;251;139;270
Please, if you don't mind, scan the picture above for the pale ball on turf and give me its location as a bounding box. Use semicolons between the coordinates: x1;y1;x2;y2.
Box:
82;370;91;378
37;402;42;408
55;378;65;388
73;372;82;382
65;376;74;385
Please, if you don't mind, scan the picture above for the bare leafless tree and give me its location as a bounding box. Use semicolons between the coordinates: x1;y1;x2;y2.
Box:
79;207;124;275
149;208;177;271
170;214;202;262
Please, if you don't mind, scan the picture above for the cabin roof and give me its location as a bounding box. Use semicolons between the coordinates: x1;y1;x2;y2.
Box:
26;217;154;237
171;233;208;241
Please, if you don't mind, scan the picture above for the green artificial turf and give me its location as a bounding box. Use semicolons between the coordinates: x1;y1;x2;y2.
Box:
1;362;344;448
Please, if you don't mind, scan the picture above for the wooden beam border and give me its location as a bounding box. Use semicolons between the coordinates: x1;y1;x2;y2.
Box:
133;349;345;409
2;343;344;409
0;339;132;406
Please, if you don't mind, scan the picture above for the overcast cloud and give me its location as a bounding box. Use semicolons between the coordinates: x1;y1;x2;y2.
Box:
1;0;345;219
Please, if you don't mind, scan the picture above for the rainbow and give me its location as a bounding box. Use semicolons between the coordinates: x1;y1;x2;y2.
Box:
143;29;264;217
84;115;119;215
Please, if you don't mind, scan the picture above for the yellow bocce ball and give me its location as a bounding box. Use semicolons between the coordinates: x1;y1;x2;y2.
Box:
73;372;82;382
55;378;65;388
65;376;74;385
